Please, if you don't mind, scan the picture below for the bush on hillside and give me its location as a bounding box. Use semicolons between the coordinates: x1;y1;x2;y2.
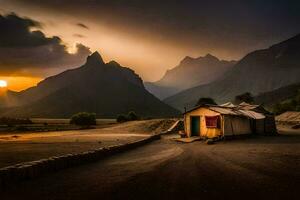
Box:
70;112;96;126
127;111;139;121
116;111;140;123
273;91;300;115
273;100;300;115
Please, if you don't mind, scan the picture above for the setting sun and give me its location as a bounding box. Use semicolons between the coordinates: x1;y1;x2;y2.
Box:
0;76;42;91
0;80;7;88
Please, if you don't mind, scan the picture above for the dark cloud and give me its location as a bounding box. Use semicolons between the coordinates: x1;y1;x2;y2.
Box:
73;33;85;38
0;13;91;76
76;23;89;29
0;12;46;47
5;0;300;59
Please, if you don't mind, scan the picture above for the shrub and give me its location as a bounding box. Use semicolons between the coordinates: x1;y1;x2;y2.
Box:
117;114;128;122
116;111;139;123
127;111;139;121
70;112;96;126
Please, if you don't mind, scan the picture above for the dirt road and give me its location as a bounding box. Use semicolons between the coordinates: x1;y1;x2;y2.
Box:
1;130;300;200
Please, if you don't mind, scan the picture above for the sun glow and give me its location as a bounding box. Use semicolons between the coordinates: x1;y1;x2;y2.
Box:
0;76;42;91
0;80;7;88
67;42;80;54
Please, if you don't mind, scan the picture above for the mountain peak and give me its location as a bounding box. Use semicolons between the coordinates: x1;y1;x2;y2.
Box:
202;53;219;61
86;51;104;65
180;56;194;65
204;53;214;58
107;60;120;67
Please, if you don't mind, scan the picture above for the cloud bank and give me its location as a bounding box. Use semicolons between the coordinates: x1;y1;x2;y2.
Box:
0;13;91;76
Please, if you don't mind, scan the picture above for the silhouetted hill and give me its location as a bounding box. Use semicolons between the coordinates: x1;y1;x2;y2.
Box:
2;52;180;118
165;34;300;111
144;54;236;99
255;82;300;115
255;82;300;107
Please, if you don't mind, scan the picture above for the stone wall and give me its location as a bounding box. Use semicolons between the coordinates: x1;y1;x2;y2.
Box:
0;134;161;189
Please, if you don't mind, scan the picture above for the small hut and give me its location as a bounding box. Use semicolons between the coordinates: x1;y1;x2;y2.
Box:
183;103;276;139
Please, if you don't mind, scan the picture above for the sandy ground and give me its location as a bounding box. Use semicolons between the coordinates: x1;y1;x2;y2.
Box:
0;119;175;168
1;126;299;200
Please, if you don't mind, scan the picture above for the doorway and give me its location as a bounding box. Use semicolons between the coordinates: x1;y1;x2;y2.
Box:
190;116;200;136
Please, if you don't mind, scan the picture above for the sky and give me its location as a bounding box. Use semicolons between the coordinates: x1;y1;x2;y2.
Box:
0;0;300;91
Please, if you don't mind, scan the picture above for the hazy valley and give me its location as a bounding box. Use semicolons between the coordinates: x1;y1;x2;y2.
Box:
163;34;300;111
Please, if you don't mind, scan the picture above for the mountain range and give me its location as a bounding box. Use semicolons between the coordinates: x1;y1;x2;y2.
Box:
164;34;300;111
0;52;180;118
1;34;299;117
144;54;236;99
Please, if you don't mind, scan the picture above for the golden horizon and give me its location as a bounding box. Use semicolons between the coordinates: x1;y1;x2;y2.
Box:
0;76;43;92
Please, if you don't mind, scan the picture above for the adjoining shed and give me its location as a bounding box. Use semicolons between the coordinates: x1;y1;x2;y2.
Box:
275;111;300;125
183;102;276;139
237;102;277;134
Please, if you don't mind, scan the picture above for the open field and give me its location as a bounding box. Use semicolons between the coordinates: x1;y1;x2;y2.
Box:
1;124;299;199
0;118;117;133
30;118;117;125
0;119;176;168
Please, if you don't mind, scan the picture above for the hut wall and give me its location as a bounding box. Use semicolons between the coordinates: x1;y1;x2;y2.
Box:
255;119;265;134
184;108;222;138
264;115;277;134
223;115;251;136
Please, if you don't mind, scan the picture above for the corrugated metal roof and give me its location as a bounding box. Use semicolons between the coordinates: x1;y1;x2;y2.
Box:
220;102;236;108
238;102;271;114
208;107;239;115
238;102;260;110
236;110;265;119
185;104;266;119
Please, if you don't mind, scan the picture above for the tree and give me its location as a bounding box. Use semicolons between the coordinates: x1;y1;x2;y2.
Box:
235;92;254;104
195;97;217;106
70;112;96;126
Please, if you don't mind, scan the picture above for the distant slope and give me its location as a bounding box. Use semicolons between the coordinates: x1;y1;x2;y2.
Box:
145;54;235;99
255;82;300;107
143;82;178;101
2;52;180;118
165;34;300;111
257;83;300;115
